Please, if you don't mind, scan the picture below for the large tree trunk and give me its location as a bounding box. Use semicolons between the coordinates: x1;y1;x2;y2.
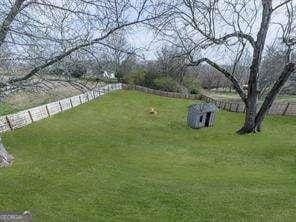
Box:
237;89;257;134
237;0;272;134
0;137;14;167
238;63;295;134
237;72;258;134
237;53;262;134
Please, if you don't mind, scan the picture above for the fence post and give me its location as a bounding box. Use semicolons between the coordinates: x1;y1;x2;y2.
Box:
59;101;63;111
69;98;73;107
45;105;51;117
223;101;227;110
227;102;231;111
231;103;235;112
28;110;34;123
236;103;240;112
5;116;13;131
282;103;290;116
79;95;82;104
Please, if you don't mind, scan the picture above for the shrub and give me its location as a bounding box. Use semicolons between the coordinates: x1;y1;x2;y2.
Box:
67;64;87;78
48;67;64;76
124;69;147;85
142;72;158;88
183;76;201;94
153;76;180;92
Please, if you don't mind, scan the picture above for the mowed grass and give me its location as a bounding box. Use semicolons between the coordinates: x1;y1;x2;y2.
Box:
1;90;296;221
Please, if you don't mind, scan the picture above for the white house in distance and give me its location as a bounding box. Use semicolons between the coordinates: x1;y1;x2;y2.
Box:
100;71;116;79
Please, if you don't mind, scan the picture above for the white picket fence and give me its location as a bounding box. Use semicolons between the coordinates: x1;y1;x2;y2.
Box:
0;83;122;133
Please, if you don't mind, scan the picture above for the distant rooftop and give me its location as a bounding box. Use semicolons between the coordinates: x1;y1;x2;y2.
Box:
188;103;218;113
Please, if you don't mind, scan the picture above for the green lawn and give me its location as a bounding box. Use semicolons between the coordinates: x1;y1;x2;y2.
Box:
0;102;17;115
1;90;296;221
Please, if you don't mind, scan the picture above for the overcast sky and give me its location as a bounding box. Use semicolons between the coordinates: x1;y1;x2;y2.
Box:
128;0;294;61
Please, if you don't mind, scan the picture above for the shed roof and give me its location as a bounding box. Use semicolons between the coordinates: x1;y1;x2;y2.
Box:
188;103;218;113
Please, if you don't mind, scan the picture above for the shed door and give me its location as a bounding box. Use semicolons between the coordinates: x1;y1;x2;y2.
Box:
205;112;211;127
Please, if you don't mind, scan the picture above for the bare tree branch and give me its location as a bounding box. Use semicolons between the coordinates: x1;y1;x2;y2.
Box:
0;0;26;47
8;5;166;84
188;58;247;102
272;0;293;12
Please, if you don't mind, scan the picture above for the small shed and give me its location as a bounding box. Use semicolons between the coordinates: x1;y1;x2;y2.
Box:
187;103;218;129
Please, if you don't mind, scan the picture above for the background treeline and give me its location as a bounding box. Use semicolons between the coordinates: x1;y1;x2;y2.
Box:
38;44;295;96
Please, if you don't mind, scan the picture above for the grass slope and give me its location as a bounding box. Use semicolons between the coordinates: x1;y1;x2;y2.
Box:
0;90;296;221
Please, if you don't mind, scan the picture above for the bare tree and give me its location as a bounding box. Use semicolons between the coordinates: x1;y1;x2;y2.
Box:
155;45;187;82
160;0;296;134
0;0;169;88
0;0;170;166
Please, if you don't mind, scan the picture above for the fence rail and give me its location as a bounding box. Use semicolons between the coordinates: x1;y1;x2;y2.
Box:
0;83;122;133
122;84;296;116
